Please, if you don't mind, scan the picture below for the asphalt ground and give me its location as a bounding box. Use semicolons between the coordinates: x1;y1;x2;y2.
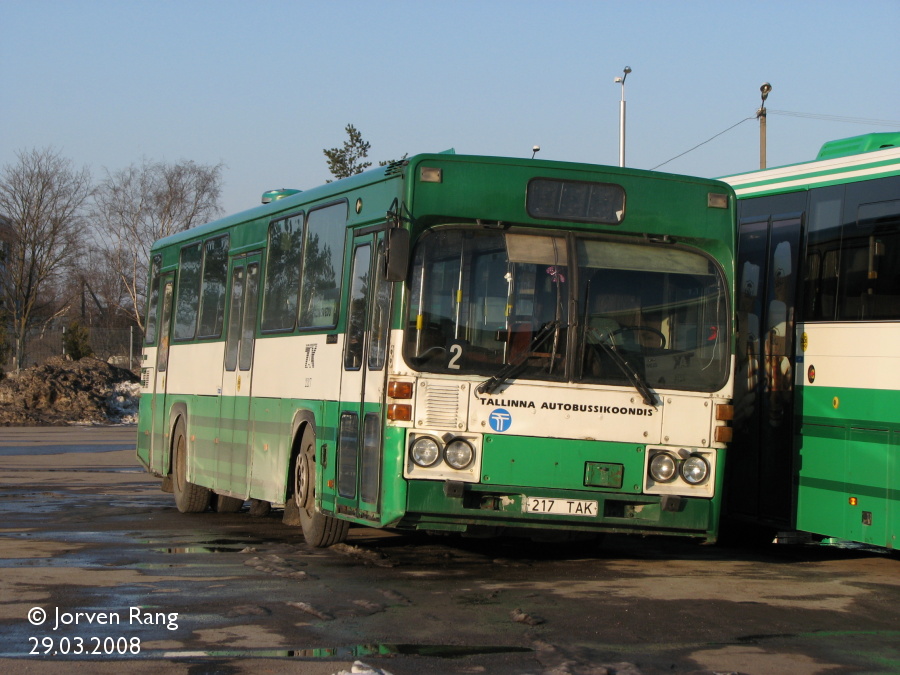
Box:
0;426;898;675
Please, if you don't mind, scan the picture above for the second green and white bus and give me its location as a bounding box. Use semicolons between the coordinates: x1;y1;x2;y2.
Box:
137;153;736;546
722;132;900;550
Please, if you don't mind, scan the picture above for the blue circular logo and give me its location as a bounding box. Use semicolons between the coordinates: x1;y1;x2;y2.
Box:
488;408;512;433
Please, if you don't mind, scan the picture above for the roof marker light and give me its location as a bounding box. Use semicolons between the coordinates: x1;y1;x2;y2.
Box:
420;167;442;183
708;193;729;209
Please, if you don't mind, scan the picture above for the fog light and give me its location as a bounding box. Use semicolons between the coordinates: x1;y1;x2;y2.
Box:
681;455;710;485
649;452;677;483
410;436;441;467
444;439;475;470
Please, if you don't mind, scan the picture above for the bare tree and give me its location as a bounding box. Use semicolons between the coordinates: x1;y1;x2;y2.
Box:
91;159;224;332
0;148;92;370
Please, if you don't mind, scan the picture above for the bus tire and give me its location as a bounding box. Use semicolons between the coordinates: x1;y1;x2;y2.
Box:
213;494;244;513
172;418;211;514
294;426;349;547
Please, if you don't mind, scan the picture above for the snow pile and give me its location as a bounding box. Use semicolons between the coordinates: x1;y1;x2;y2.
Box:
332;662;394;675
0;356;141;426
106;380;142;424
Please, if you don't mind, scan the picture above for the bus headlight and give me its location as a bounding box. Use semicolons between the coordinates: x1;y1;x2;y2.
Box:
410;437;441;467
681;455;710;485
444;439;475;470
649;452;678;483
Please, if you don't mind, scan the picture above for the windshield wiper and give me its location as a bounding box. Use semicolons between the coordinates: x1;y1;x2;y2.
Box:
476;321;561;396
585;327;658;408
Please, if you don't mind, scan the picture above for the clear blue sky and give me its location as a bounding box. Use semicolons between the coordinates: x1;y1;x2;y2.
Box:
2;0;898;217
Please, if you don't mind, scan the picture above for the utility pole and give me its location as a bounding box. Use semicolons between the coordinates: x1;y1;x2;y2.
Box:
758;82;772;170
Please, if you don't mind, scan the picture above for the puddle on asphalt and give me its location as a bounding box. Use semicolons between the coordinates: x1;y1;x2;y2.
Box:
1;643;532;660
0;642;532;660
155;546;247;554
159;643;534;659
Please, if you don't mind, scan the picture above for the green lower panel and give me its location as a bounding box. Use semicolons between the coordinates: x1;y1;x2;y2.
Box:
136;395;153;469
247;397;289;504
379;425;408;527
798;384;900;428
798;422;897;549
480;435;645;492
404;481;714;538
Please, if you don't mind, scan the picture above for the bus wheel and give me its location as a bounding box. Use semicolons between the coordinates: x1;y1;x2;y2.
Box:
213;494;244;513
293;426;349;547
172;419;211;514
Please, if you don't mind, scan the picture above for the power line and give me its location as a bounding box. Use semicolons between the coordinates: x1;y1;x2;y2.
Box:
650;109;900;172
769;110;900;127
650;117;754;171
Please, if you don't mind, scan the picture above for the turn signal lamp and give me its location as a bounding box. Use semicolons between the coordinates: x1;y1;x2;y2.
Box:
714;426;733;443
387;404;412;421
388;380;413;399
714;403;734;443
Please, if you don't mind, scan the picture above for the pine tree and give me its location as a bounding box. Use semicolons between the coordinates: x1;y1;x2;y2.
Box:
323;124;372;182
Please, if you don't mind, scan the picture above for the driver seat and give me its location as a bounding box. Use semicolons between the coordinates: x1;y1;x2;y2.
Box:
587;279;643;348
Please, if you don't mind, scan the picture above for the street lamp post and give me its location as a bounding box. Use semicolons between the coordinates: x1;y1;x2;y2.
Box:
758;82;772;170
614;66;632;167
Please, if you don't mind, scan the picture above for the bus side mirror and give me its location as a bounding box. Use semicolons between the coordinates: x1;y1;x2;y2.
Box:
384;228;409;282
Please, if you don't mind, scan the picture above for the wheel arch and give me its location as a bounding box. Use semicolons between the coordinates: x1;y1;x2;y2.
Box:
285;409;318;502
166;401;189;477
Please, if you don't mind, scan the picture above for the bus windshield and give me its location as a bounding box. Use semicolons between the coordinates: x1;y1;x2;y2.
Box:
403;226;729;392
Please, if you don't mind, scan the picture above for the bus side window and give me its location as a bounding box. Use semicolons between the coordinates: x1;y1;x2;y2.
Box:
239;263;259;371
197;235;230;339
368;240;391;371
840;200;900;320
224;266;245;372
344;245;371;370
144;256;160;345
157;282;174;372
174;242;203;340
300;203;347;328
261;214;303;332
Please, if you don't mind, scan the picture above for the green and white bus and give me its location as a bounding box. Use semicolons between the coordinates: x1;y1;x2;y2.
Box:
136;153;736;546
722;132;900;549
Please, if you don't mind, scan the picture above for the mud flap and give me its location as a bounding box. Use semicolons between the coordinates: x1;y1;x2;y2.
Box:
282;497;302;526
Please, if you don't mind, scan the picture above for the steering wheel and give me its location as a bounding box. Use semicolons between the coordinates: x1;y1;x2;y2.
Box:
610;325;666;349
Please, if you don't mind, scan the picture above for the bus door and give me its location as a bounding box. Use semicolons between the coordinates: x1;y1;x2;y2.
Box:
336;233;391;521
218;254;261;496
149;274;174;475
732;214;802;526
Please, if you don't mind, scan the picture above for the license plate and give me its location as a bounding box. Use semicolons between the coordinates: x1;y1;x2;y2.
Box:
523;497;598;517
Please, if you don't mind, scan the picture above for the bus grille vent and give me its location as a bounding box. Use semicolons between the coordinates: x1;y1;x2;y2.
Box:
383;160;408;177
415;380;469;429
